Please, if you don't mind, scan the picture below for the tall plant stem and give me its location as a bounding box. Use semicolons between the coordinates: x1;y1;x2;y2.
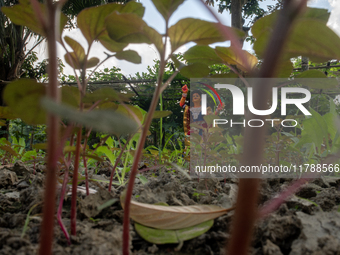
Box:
39;1;60;254
71;129;82;235
122;21;169;255
226;1;307;255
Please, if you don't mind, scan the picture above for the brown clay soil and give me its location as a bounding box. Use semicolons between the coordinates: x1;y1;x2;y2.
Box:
1;161;340;255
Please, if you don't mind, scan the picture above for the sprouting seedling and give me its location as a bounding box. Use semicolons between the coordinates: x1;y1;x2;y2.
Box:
21;203;39;238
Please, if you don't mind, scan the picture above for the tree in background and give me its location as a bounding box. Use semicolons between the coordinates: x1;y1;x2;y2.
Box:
206;0;280;45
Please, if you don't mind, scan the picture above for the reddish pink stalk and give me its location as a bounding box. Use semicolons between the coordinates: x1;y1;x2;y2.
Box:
226;1;307;255
82;133;90;196
259;176;311;218
57;163;71;245
71;129;82;235
38;1;60;254
122;22;169;253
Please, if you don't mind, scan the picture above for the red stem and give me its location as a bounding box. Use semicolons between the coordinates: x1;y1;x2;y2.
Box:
57;163;71;245
226;1;307;255
39;1;60;255
71;129;82;235
122;20;169;255
82;133;90;196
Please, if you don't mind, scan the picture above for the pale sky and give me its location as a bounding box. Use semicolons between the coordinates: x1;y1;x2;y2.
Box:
28;0;338;77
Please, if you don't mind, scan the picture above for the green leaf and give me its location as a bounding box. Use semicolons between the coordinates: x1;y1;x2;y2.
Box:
151;0;185;21
135;220;213;244
33;143;47;150
183;45;222;66
0;145;19;157
1;0;67;39
297;108;328;151
97;198;118;211
77;2;144;45
180;63;210;78
106;12;163;54
115;50;141;64
215;46;258;72
0;107;17;120
295;70;337;89
168;18;244;53
152;111;172;118
304;8;330;24
96;146;116;164
64;36;100;69
61;86;80;108
82;88;130;104
116;105;144;123
253;10;340;62
41;98;138;136
96;34;127;53
203;115;220;126
4;79;46;125
136;174;149;185
276;60;294;78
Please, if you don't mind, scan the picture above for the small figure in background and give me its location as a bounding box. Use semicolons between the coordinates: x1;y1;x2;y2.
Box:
180;85;224;159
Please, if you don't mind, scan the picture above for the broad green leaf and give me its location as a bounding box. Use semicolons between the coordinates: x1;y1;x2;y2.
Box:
152;111;172;118
276;60;294;78
115;50;141;64
86;57;100;69
61;86;80;108
136;174;149;185
135;220;213;244
295;71;337;89
297;70;327;78
106;12;163;54
77;2;144;45
41;98;138;136
323;112;337;141
121;192;233;229
168;18;244;53
180;63;210;78
116;105;144;122
208;133;225;143
304;8;330;24
33;143;47;150
82;88;130;104
215;46;258;72
64;36;100;69
297;108;328;151
183;45;222;66
151;0;185;21
98;102;119;111
96;34;127;53
0;107;17;119
1;0;67;39
96;146;116;164
253;10;340;62
203;115;220;126
4;79;46;125
0;145;19;157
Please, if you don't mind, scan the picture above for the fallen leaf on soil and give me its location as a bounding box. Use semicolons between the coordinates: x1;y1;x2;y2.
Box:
134;219;213;244
121;192;234;229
